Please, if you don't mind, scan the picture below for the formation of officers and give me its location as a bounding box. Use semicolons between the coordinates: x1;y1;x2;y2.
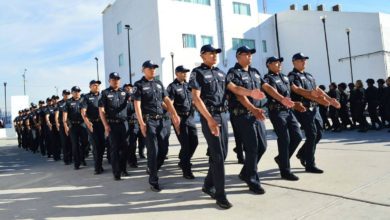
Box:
13;44;345;209
318;77;390;133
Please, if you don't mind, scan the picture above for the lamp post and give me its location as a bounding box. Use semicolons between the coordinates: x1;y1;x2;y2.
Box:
55;86;58;96
124;24;133;84
320;15;332;84
94;57;99;81
170;52;175;81
22;68;27;95
345;28;354;83
3;82;6;125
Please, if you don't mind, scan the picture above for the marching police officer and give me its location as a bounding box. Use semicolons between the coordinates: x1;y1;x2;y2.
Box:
377;79;388;126
338;83;353;129
14;111;22;148
133;61;180;191
81;80;106;174
99;72;131;180
63;86;88;170
56;90;72;165
348;83;358;129
289;53;340;173
318;85;331;130
354;80;369;132
263;56;305;181
328;83;341;132
366;78;382;130
167;65;199;179
46;95;61;160
26;104;39;153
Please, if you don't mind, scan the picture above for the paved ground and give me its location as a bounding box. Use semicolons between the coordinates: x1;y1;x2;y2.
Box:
0;120;389;220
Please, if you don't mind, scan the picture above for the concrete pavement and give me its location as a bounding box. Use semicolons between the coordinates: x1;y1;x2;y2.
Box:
0;120;389;220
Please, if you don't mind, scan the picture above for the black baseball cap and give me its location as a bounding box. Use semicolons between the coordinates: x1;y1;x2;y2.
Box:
62;89;70;95
38;100;44;104
236;46;256;56
266;56;284;65
377;79;385;84
142;60;159;69
71;86;81;92
175;65;190;73
31;103;37;108
338;83;347;89
292;53;309;61
200;44;221;55
18;110;22;114
109;72;120;79
123;83;133;88
51;95;59;100
366;78;375;84
89;80;101;86
46;97;52;102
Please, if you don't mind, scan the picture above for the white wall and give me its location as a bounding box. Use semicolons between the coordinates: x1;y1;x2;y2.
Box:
276;10;387;86
379;13;390;78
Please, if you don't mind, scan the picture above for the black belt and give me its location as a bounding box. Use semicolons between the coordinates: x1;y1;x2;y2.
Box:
107;118;125;123
127;119;138;124
143;114;164;121
229;108;252;116
267;103;288;112
69;120;83;125
89;118;101;123
302;101;318;108
206;106;228;114
177;111;192;117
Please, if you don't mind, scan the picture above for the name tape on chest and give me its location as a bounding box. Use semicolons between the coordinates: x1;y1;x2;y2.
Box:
143;87;150;91
204;74;212;79
107;94;114;98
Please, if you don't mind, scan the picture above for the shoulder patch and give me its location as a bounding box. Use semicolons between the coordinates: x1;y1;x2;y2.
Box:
190;72;196;80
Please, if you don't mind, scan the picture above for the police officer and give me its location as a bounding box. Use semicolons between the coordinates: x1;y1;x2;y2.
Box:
366;78;382;130
81;80;106;174
99;72;131;180
318;85;331;130
354;80;369;132
46;95;61;160
26;104;39;153
123;83;140;168
348;83;358;129
36;100;47;155
328;82;341;132
21;109;30;151
289;53;340;173
133;61;180;191
262;56;305;181
167;65;199;179
63;86;88;170
56;90;72;165
14;111;23;148
338;83;353;129
385;77;390;132
377;79;388;126
189;45;264;209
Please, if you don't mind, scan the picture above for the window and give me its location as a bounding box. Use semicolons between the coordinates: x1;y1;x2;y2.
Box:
232;38;255;50
233;2;251;16
201;36;213;46
119;54;124;66
183;34;196;48
174;0;210;6
117;21;122;35
262;40;267;53
155;75;160;80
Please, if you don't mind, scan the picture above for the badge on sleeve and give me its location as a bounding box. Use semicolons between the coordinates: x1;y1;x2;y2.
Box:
190;72;196;80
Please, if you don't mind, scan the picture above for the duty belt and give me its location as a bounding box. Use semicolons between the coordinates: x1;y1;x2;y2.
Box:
89;118;101;123
143;114;164;121
267;103;288;112
107;118;125;123
302;101;318;108
206;106;228;114
127;119;138;124
177;111;192;117
229;108;251;116
69;120;83;125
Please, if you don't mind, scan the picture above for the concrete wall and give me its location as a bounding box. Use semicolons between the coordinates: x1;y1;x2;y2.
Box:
379;13;390;78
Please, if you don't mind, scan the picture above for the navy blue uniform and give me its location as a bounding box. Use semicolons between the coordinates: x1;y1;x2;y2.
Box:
37;107;48;156
264;71;302;174
99;87;130;177
366;85;381;128
133;77;169;186
125;97;142;166
27;110;39;153
82;92;106;172
226;63;267;188
327;89;341;130
57;99;72;164
189;63;228;201
339;90;352;128
45;105;60;160
64;98;88;168
167;79;198;174
288;68;323;168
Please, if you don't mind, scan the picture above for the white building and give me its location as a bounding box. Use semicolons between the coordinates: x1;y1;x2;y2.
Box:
102;0;390;87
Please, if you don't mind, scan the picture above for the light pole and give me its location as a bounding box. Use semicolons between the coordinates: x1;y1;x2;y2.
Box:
346;28;354;83
95;57;99;81
170;52;175;81
22;68;27;95
320;15;332;84
124;24;133;84
55;86;58;96
3;82;6;125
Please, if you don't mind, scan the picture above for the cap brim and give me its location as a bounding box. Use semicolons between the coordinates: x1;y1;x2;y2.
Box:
279;57;284;62
110;77;120;79
237;49;256;55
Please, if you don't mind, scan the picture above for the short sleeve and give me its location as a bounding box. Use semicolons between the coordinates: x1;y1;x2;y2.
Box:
226;70;242;87
98;91;107;107
289;73;301;87
188;70;201;90
263;75;274;87
132;82;142;101
166;84;175;100
63;103;68;113
80;97;88;110
159;83;168;99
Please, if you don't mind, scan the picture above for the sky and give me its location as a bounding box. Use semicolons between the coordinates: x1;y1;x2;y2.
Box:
0;0;389;113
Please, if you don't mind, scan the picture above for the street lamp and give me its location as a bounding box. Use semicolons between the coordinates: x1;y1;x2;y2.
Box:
320;15;332;84
94;57;99;81
3;82;7;125
170;52;175;81
22;68;27;95
54;86;58;96
345;28;354;83
124;24;133;84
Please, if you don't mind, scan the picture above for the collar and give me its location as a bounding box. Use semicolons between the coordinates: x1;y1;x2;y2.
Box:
234;63;251;72
174;78;186;84
293;68;305;74
201;63;216;70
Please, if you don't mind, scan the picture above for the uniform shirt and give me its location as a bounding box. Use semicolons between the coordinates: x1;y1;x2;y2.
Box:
81;92;101;120
166;79;192;113
27;111;37;127
339;90;349;110
365;86;379;106
288;68;316;103
126;99;137;120
38;107;48;128
263;71;290;105
98;87;131;120
56;100;67;124
133;77;168;116
226;63;264;109
354;87;366;105
64;97;84;121
44;105;56;124
378;86;386;106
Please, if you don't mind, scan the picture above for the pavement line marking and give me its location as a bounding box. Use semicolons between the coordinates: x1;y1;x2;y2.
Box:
0;185;103;195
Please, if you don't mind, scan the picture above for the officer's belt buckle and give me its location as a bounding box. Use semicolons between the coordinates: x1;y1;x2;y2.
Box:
128;119;138;124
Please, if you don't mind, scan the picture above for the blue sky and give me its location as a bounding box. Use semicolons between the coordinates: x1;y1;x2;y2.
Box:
0;0;389;113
